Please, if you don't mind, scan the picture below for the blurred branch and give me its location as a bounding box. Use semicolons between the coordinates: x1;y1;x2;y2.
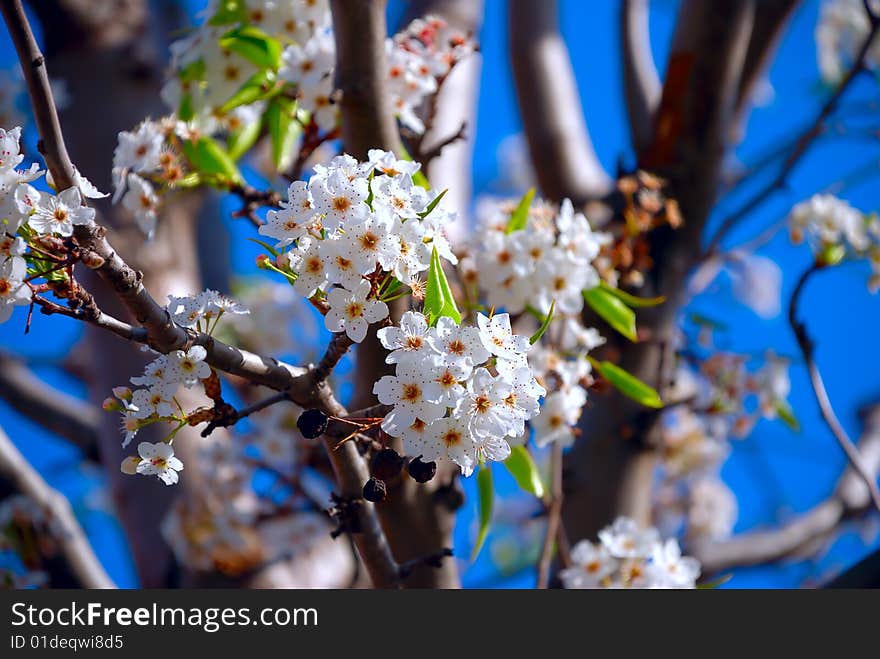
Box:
509;0;612;203
537;443;563;589
329;0;402;159
705;5;880;254
733;0;800;132
693;404;880;574
788;265;880;512
0;425;115;588
3;0;403;589
0;352;99;457
621;0;661;156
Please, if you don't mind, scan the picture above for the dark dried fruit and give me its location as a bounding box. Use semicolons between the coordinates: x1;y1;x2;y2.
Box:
371;448;404;480
407;456;437;483
297;409;328;439
362;477;387;503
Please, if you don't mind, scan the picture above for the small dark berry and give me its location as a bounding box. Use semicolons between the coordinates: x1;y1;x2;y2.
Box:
297;409;328;439
434;481;465;511
371;448;404;480
362;477;387;503
407;456;437;483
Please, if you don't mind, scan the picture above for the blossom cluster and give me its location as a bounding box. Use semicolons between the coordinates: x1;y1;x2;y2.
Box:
788;193;880;290
373;310;545;475
816;0;880;82
0;125;101;323
261;150;456;342
110;289;248;484
464;197;610;316
560;517;701;589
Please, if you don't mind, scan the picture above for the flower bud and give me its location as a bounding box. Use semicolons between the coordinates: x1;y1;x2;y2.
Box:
256;254;270;269
120;456;141;475
102;397;122;412
112;386;133;401
80;250;105;269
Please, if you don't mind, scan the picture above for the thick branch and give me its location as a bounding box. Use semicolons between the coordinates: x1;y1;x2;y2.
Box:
621;0;661;156
329;0;402;159
0;352;100;456
734;0;800;126
509;0;612;203
693;404;880;573
0;425;115;588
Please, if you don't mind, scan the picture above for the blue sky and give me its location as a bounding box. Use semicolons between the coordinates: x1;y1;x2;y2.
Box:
1;0;879;588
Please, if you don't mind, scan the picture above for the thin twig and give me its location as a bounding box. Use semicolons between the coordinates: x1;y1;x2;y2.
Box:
788;264;880;511
705;7;880;255
537;443;564;589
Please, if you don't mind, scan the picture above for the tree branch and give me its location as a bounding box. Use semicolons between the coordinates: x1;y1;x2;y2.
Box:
537;442;563;589
692;404;880;574
3;0;401;588
621;0;661;156
0;352;100;456
509;0;612;203
705;5;880;254
0;425;115;588
329;0;402;159
788;265;880;512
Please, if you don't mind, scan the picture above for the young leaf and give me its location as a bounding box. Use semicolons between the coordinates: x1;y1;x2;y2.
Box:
399;145;431;189
424;245;461;325
503;446;545;499
505;187;535;234
696;574;733;589
178;58;206;83
775;400;801;432
597;361;664;409
220;26;283;70
472;466;494;561
219;70;274;114
583;286;637;342
178;92;195;123
529;299;555;345
246;237;279;259
598;281;666;308
227;117;263;161
265;97;300;170
209;0;247;25
181;136;243;185
418;189;448;219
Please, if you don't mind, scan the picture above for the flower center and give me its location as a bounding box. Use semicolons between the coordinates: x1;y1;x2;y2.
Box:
332;196;351;212
360;231;378;249
447;339;465;355
402;383;422;402
473;395;491;414
405;336;423;350
151;457;168;469
345;302;364;319
440;429;462;447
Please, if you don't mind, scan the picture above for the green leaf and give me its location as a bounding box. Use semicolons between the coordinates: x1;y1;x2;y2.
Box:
265;97;300;170
219;69;275;114
696;574;733;589
209;0;247;25
412;169;431;190
598;281;666;308
775;400;800;432
597;361;664;409
503;446;545;498
505;187;535;234
583;286;638;342
226;116;262;161
246;237;279;258
178;92;195;122
688;312;728;331
529;299;555;345
472;466;494;561
178;58;206;83
424;245;461;325
220;26;283;70
418;189;448;219
181;136;243;185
